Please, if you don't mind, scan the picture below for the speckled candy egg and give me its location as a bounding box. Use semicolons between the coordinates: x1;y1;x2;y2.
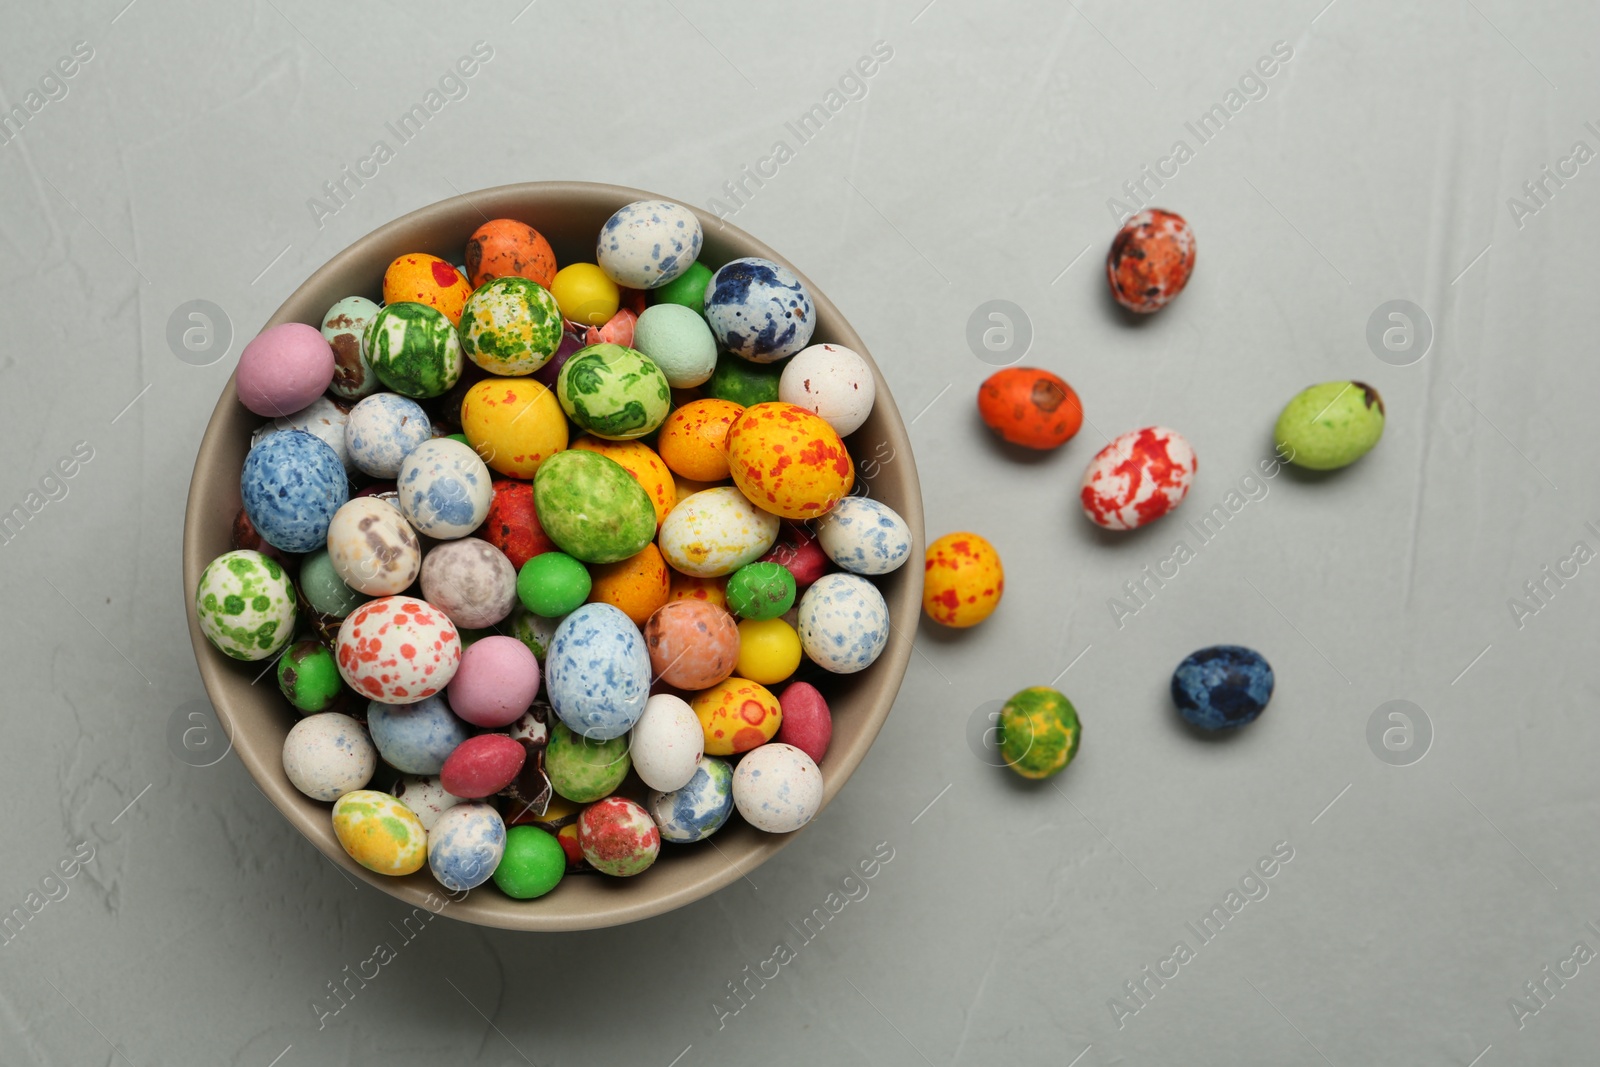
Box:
364;302;463;399
657;398;743;483
977;367;1083;450
236;322;336;418
427;803;506;891
534;449;657;565
332;790;427;876
282;712;375;801
1107;208;1196;313
632;303;717;388
545;722;631;803
421;538;517;629
325;497;421;596
241;430;349;553
367;695;472;774
459;378;568;480
998;687;1082;780
398;438;493;540
703;257;815;363
465;218;558;289
195;549;298;661
733;743;823;834
382;253;473;325
276;639;346;713
586;543;671;626
459;276;564;376
922;532;1004;628
657;486;780;578
693;677;781;756
577;797;660;877
389;774;464;831
556;343;671;441
642;599;739;690
1080;426;1197;530
596;199;702;289
1171;645;1274;731
569;436;676;530
251;395;351;472
322;296;381;401
630;694;704;793
544;603;651;740
816;496;912;576
726;403;854;520
478;480;556;569
648;756;734;843
345;393;432;478
1273;381;1385;471
778;343;876;437
798;573;890;674
336;596;462;703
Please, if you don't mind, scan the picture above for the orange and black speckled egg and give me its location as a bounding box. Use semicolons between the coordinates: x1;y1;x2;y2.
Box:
464;218;558;290
1106;209;1195;313
382;253;474;326
725;402;854;520
977;368;1083;450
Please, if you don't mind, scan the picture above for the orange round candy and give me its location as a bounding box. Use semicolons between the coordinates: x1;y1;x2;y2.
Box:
586;543;671;626
692;677;781;755
382;253;473;326
464;219;558;289
923;532;1004;628
666;570;727;609
657;398;744;482
569;436;676;529
725;402;854;520
977;368;1083;450
643;599;738;690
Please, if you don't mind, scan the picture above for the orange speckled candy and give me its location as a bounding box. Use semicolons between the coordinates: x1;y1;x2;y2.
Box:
693;676;782;755
977;368;1083;450
465;218;558;289
1107;209;1195;314
673;476;727;507
643;599;738;690
658;398;744;482
725;402;854;520
460;378;569;479
382;253;474;326
667;570;727;609
570;435;675;529
587;543;671;626
922;532;1004;628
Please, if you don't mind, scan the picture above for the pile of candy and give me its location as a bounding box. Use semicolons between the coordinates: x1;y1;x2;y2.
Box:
194;199;915;899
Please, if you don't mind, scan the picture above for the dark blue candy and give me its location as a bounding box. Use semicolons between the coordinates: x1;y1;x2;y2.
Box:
1171;645;1274;731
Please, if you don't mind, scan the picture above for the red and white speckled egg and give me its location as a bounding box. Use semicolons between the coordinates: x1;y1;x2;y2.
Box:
1106;209;1196;313
335;596;462;704
1079;426;1197;530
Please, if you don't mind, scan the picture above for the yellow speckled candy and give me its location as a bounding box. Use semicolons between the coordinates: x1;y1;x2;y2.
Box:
725;402;854;520
382;253;473;327
922;531;1004;628
658;486;779;578
460;378;569;479
571;435;676;529
693;677;782;755
332;789;427;875
667;570;728;608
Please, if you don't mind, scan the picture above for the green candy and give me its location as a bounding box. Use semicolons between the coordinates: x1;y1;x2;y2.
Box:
1273;381;1385;471
492;825;566;899
545;723;631;803
705;350;781;407
509;606;561;659
364;301;463;399
517;552;591;617
276;639;345;714
298;549;369;619
533;450;656;564
445;433;471;447
459;276;563;376
633;303;717;389
650;260;713;317
725;562;796;620
556;343;671;441
195;549;297;661
998;687;1082;780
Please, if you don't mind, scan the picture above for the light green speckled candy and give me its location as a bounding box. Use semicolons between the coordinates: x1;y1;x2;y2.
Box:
533;450;657;564
364;301;463;399
1274;381;1386;471
545;722;631;803
195;549;297;661
459;277;563;376
556;343;671;441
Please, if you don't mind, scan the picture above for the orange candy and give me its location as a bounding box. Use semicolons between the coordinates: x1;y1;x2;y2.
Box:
922;532;1004;628
657;398;744;482
725;402;854;520
464;219;558;289
382;253;473;326
976;368;1083;451
587;543;671;626
692;677;782;755
569;435;676;529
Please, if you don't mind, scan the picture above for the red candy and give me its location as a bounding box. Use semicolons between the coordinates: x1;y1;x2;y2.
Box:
775;682;831;765
478;480;555;569
759;522;829;590
1106;208;1195;314
440;734;526;799
977;368;1083;451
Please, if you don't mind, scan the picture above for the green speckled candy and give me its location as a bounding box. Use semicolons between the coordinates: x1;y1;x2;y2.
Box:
276;638;345;714
998;686;1081;780
298;549;370;619
545;722;631;803
364;301;463;399
556;343;671;441
705;350;782;408
533;450;656;564
459;276;563;376
1273;381;1385;471
195;549;297;661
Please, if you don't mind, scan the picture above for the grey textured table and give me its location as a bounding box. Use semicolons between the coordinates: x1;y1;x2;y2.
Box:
4;1;1597;1064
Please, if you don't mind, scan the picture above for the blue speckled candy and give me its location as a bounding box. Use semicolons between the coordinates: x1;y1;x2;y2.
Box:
703;257;815;364
367;695;472;774
241;429;348;553
346;393;432;478
796;573;889;674
816;496;912;576
596;199;702;290
544;603;651;741
427;802;506;891
647;756;734;843
398;438;492;540
1171;645;1275;731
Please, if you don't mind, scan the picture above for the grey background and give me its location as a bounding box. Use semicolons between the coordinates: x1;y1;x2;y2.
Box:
2;0;1596;1064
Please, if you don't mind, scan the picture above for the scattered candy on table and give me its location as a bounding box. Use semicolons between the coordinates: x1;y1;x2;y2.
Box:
1171;645;1274;731
1106;208;1195;313
977;367;1082;450
921;532;1003;629
997;687;1081;780
1273;381;1385;470
1079;426;1197;531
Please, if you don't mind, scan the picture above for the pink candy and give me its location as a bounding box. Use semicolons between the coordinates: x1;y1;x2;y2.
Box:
775;681;832;764
440;734;526;798
448;636;540;728
236;322;336;417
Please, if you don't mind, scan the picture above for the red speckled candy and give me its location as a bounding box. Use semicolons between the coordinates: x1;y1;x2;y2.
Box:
725;403;854;520
577;797;660;877
478;480;555;569
977;368;1083;451
1080;426;1197;530
758;521;829;590
775;681;831;765
440;734;527;799
335;596;462;704
1106;209;1195;314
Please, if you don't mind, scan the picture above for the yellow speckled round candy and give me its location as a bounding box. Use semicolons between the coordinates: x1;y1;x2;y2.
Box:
726;402;854;520
382;253;473;327
550;263;620;327
658;486;779;578
460;378;569;479
693;677;782;755
736;617;802;685
332;790;427;875
571;435;676;529
922;531;1004;628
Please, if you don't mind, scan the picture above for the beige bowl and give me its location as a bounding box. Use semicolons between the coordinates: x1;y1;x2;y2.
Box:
181;182;924;930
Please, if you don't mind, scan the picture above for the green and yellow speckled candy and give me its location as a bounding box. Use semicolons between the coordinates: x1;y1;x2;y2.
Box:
998;687;1082;780
332;789;427;875
364;301;463;399
194;549;297;661
459;276;563;376
556;343;671;441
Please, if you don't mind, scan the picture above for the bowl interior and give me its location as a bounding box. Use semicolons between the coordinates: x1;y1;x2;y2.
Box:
182;182;924;931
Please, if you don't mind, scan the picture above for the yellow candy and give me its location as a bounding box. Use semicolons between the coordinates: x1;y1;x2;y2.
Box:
332;790;427;876
693;676;781;755
550;263;619;327
460;378;569;479
570;435;676;529
735;617;802;685
922;531;1004;628
382;253;473;326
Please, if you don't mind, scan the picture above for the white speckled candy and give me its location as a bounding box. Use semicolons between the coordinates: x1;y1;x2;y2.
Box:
335;596;462;703
797;572;889;674
427;802;506;891
1079;425;1197;531
657;486;780;578
346;393;433;478
816;496;911;576
544;603;651;741
398;438;492;540
703;257;815;363
282;712;376;801
648;756;734;843
325;497;422;596
251;395;353;471
596;199;702;289
630;694;704;793
732;743;822;833
194;549;298;661
778;343;876;436
322;295;381;401
389;774;464;831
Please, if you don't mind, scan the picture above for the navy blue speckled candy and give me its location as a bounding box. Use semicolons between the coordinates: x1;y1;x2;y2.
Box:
703;257;815;364
1171;645;1274;730
240;429;348;553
